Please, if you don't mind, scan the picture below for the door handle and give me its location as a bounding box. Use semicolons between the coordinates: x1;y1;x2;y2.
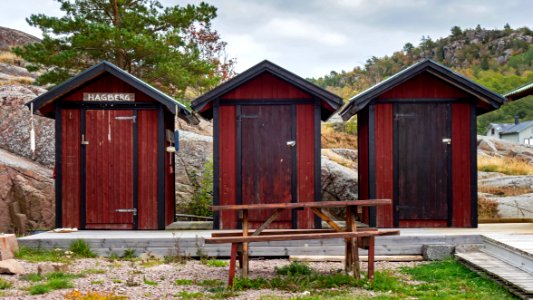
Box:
286;141;296;147
442;138;451;145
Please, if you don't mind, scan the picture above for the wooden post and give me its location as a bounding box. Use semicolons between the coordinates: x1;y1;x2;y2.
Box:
368;236;375;280
242;209;249;278
345;208;352;273
228;243;238;286
348;206;360;279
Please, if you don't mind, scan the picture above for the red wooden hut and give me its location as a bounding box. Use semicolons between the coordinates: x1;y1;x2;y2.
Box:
28;61;196;230
192;60;343;229
339;59;505;228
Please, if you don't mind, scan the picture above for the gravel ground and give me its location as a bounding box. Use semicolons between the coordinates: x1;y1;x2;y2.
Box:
0;258;426;299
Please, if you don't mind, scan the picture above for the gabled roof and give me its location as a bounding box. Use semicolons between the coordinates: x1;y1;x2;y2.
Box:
499;120;533;135
27;61;197;124
504;81;533;101
339;59;505;120
191;60;343;120
488;123;513;132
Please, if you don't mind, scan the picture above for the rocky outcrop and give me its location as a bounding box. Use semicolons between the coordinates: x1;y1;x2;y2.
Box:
491;193;533;219
0;148;54;233
321;149;358;201
0;26;40;51
175;131;213;211
0;85;53;166
477;135;533;163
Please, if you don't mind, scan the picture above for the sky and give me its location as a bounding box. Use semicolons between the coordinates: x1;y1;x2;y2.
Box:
1;0;533;78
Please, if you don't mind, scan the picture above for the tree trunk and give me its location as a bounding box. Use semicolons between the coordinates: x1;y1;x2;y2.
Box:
111;0;126;68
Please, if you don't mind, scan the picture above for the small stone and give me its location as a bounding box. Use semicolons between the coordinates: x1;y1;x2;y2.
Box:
0;234;19;260
422;244;455;261
37;263;69;275
0;259;25;274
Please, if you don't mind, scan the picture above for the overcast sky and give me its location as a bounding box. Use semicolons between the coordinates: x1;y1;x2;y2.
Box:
2;0;533;78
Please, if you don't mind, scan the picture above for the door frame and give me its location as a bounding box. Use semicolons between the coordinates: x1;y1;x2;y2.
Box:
392;102;453;227
235;102;298;229
73;102;161;230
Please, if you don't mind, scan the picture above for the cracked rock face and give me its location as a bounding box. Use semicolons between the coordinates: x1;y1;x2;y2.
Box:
0;148;54;233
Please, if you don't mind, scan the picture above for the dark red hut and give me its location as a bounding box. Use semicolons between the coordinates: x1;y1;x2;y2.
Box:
339;59;505;228
192;60;343;229
28;61;196;230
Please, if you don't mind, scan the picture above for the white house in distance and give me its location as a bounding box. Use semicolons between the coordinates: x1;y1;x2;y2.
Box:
487;120;533;145
486;82;533;145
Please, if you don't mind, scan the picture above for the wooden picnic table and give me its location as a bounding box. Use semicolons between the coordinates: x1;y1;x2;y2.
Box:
207;199;397;285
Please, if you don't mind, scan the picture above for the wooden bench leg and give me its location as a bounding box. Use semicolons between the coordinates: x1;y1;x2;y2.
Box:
345;238;352;273
242;209;249;278
228;243;238;286
368;236;375;280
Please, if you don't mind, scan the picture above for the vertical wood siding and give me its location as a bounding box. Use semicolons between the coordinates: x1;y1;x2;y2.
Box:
218;105;237;229
374;104;394;227
296;104;315;229
452;103;472;227
61;109;81;228
137;110;158;229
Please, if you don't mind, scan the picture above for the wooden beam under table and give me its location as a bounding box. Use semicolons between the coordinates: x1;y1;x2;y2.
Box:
211;199;392;211
205;230;397;244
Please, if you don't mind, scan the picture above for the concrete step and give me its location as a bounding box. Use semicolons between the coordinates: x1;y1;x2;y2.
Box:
456;251;533;299
482;234;533;274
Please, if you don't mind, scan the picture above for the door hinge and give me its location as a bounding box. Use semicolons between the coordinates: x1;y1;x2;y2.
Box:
115;116;136;123
286;140;296;147
81;134;89;145
115;208;137;216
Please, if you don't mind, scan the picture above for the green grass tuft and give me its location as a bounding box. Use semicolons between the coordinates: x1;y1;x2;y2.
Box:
275;262;313;276
202;259;229;268
174;291;204;299
69;239;96;258
175;279;194;285
0;278;12;290
143;277;158;286
121;249;137;260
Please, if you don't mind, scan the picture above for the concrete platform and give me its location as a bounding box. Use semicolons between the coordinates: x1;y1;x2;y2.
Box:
17;223;533;257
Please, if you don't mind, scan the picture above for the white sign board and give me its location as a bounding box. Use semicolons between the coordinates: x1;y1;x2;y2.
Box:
83;93;135;101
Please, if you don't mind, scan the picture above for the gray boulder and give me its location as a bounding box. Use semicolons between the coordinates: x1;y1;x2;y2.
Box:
491;193;533;219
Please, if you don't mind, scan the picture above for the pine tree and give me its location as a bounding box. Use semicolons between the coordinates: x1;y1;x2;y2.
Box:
14;0;235;99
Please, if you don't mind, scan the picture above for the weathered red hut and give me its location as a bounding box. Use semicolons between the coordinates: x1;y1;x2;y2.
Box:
28;61;196;230
339;59;505;228
192;60;343;229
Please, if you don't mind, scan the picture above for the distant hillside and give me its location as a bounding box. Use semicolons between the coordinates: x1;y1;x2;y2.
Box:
0;26;40;85
310;25;533;133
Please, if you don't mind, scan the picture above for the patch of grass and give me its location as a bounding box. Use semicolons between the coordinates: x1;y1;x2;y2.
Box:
175;279;194;285
69;240;96;258
143;276;158;286
64;290;128;299
174;291;204;299
90;280;104;285
111;279;123;284
478;185;533;196
140;260;163;268
321;124;357;150
20;273;43;282
202;259;229;268
478;196;501;219
28;284;51;295
81;268;106;275
15;247;66;263
198;279;224;288
397;260;515;299
275;262;313;276
0;278;12;290
121;249;137;260
28;272;78;295
478;155;533;175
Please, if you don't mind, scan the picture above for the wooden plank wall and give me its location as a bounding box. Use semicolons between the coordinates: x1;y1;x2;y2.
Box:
374;104;394;227
357;108;369;223
368;72;474;228
61;109;81;228
218;72;316;229
165;111;175;226
137;110;158;229
451;103;472;227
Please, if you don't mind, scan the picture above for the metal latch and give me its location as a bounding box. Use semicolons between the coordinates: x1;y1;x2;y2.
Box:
81;134;89;145
115;208;137;216
115;116;136;123
286;140;296;147
442;138;451;145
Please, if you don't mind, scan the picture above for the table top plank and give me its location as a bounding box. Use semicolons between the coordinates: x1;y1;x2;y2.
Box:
211;199;391;211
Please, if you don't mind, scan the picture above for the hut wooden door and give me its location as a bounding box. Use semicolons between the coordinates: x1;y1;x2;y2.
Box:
240;105;294;229
394;103;451;225
85;110;135;229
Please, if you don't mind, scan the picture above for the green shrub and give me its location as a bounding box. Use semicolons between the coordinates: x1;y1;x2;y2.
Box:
69;240;96;258
275;262;313;276
184;159;213;217
0;278;11;290
121;249;137;260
